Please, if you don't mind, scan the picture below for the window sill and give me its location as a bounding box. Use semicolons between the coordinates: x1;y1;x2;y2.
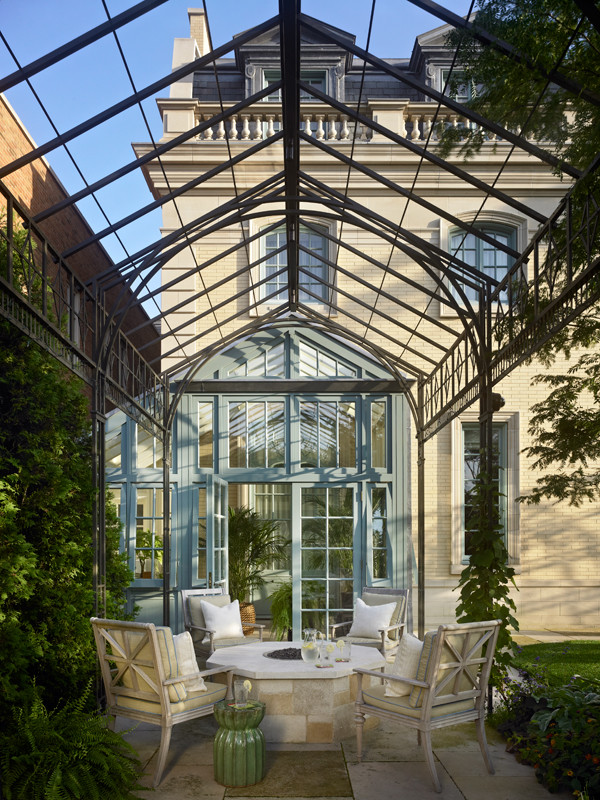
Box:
450;562;521;575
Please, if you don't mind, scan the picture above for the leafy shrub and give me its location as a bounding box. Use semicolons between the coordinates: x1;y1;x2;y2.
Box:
0;683;144;799
495;671;600;797
0;319;134;724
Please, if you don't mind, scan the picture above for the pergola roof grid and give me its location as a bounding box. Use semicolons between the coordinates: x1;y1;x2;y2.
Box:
0;0;598;434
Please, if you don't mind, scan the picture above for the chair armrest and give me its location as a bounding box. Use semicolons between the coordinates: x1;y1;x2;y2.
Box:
379;623;405;635
353;666;428;688
244;622;265;641
186;623;216;635
330;620;352;637
200;665;235;699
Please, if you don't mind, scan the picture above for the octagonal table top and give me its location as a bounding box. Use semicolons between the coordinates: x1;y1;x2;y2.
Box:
207;640;386;680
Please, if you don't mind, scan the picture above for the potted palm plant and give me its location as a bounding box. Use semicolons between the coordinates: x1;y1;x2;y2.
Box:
228;506;289;631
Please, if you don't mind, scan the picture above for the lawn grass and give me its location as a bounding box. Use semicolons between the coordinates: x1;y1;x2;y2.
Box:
513;640;600;686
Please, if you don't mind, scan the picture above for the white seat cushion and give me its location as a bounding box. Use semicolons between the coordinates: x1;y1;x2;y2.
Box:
348;597;397;639
200;598;244;642
384;633;423;696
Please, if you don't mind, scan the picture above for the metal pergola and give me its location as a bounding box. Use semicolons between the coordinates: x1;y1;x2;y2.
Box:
1;0;599;635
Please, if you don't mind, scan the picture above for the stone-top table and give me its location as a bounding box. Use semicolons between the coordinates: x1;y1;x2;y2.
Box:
207;641;385;744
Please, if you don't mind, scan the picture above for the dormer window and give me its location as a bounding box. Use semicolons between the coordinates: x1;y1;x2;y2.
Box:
263;70;327;101
442;69;477;104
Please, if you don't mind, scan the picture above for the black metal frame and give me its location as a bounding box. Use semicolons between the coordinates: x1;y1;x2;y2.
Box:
1;0;598;634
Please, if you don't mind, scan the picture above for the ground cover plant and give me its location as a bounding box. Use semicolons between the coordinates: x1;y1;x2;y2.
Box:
493;643;600;797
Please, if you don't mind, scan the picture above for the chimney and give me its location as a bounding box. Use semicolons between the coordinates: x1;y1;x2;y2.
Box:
188;8;211;56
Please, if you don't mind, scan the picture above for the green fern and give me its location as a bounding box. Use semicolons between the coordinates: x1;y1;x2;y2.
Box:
0;683;146;799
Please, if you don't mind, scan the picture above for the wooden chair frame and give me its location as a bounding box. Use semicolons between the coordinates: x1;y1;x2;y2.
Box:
330;587;408;655
353;619;501;793
91;617;233;787
181;587;265;657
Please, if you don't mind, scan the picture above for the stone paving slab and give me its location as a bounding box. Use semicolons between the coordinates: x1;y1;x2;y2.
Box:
226;750;351;797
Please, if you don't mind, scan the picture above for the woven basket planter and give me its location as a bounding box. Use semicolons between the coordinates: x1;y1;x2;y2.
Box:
240;601;256;634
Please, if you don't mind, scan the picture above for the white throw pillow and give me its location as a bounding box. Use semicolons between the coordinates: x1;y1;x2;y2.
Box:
173;631;207;693
348;597;397;639
384;633;423;696
200;598;244;642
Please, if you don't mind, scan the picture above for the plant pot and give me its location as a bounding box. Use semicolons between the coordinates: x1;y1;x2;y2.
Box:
240;602;256;634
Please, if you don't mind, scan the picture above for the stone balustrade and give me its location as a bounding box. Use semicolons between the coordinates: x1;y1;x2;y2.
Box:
188;100;529;144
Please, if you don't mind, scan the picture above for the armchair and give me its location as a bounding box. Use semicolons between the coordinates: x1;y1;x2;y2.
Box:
330;587;408;656
91;617;233;787
181;587;265;658
353;619;501;793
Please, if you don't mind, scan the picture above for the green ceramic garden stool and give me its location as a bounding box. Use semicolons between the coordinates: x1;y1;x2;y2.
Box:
213;700;266;787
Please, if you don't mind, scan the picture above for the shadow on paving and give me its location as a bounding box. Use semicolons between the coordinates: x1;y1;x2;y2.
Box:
226;750;351;797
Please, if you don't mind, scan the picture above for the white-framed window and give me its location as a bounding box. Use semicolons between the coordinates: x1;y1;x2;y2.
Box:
263;69;326;101
258;224;330;305
451;412;520;573
441;69;476;104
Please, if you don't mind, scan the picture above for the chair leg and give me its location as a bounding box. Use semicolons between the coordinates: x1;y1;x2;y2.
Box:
420;729;442;793
355;708;365;763
153;723;173;787
476;716;495;775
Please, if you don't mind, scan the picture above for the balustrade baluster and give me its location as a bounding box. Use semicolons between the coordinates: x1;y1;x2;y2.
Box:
241;114;250;140
315;114;325;140
266;115;275;138
228;115;238;139
340;115;349;140
327;115;338;140
410;114;421;141
253;114;263;140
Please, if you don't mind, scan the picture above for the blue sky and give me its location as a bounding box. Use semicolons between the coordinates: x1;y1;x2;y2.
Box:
0;0;474;280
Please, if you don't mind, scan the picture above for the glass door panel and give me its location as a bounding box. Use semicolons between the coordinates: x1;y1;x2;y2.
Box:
195;476;228;589
299;485;357;635
366;484;392;586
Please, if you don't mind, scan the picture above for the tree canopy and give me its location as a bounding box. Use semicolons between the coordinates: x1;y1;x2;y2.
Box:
443;0;600;506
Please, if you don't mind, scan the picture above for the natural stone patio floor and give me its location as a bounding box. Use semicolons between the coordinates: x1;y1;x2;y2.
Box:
121;628;599;799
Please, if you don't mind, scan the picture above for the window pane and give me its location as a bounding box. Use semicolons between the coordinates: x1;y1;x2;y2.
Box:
135;487;164;580
198;487;207;581
267;342;285;377
462;423;506;558
106;425;122;469
248;402;266;468
229;402;246;467
319;402;336;467
137;426;156;469
302;487;326;516
300;401;318;467
198;401;213;468
371;401;387;468
267;402;285;467
338;402;356;468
